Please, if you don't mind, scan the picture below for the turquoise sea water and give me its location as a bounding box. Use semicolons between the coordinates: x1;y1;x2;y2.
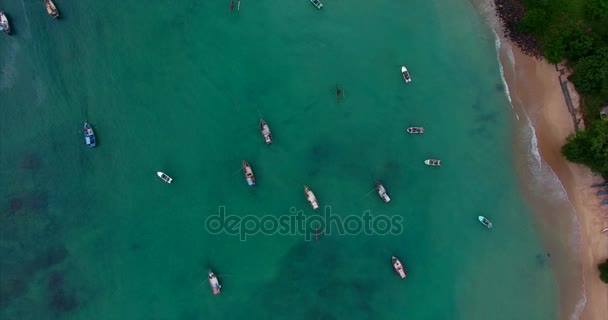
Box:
1;0;558;319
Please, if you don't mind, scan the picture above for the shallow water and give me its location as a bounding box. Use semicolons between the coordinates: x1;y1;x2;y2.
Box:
1;0;557;319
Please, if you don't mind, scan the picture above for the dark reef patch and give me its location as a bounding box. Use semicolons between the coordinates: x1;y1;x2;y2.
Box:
0;246;68;307
237;238;380;319
8;197;24;214
20;153;42;171
6;192;48;215
47;271;79;313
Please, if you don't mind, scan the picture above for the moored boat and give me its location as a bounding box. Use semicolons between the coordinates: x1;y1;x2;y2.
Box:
304;185;319;210
401;66;412;83
406;127;424;134
156;171;173;184
478;215;493;229
375;182;391;203
392;256;407;279
310;0;323;9
208;271;221;295
424;159;441;166
44;0;60;19
260;119;273;144
243;160;255;186
83;122;96;148
0;11;10;35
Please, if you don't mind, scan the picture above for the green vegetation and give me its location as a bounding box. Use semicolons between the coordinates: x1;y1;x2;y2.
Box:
561;120;608;174
599;258;608;283
519;0;608;177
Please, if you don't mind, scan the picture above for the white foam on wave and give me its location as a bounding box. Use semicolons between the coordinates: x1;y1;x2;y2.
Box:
492;29;519;120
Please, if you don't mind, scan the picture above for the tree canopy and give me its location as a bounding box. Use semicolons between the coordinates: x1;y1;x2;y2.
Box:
562;120;608;177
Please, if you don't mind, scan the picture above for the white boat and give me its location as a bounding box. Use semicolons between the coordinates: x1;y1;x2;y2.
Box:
392;256;407;279
375;182;391;203
424;159;441;166
478;215;493;229
0;11;10;35
310;0;323;9
208;271;221;295
401;66;412;83
406;127;424;134
304;185;319;210
156;171;173;184
260;119;273;144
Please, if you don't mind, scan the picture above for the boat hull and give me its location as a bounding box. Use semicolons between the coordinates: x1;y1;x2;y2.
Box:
406;127;424;134
392;256;407;279
401;66;412;83
478;215;493;229
243;161;255;186
424;159;441;166
375;182;391;203
259;119;273;144
156;171;173;184
44;0;60;18
208;271;221;295
304;186;319;210
310;0;323;9
83;122;96;148
0;12;10;35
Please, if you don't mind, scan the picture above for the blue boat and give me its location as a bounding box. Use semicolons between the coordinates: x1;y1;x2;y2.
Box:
83;122;96;148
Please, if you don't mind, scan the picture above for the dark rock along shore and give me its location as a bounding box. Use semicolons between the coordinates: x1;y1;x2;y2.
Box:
494;0;543;58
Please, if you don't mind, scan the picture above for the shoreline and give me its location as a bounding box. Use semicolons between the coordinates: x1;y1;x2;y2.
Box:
497;27;608;320
470;0;608;318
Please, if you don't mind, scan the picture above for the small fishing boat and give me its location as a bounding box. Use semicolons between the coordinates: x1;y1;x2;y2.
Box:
0;11;10;35
208;271;221;295
304;185;319;210
601;227;608;233
83;122;96;148
375;182;391;203
424;159;441;166
310;0;323;9
156;171;173;184
597;190;608;196
406;127;424;134
260;119;273;144
44;0;60;19
243;160;255;186
478;215;493;229
401;66;412;83
392;256;407;279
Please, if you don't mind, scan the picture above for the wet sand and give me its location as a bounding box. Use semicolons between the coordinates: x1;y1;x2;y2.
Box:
499;42;608;319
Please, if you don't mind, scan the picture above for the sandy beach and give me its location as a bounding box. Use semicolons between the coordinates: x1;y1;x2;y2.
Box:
499;42;608;319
